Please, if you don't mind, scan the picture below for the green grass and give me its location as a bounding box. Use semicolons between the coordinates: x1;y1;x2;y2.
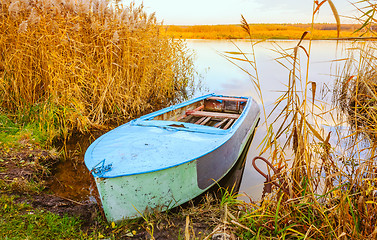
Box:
0;195;82;239
0;112;53;148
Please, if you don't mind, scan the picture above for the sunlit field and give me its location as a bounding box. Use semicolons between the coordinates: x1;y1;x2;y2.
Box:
163;23;360;39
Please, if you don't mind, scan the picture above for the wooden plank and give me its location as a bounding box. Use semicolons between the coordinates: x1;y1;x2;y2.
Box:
207;96;247;103
194;116;207;125
193;105;204;111
223;119;234;130
176;114;187;121
187;110;240;119
200;117;211;125
177;105;204;121
214;118;229;128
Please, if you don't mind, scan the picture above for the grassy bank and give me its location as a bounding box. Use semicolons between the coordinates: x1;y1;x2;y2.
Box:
0;195;82;239
163;23;359;40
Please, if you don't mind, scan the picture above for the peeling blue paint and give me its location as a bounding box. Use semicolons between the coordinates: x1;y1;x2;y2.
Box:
84;94;256;179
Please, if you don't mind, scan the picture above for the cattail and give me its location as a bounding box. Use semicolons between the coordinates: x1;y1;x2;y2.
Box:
64;0;76;13
103;20;108;30
92;0;99;15
19;0;31;10
0;0;194;136
43;0;53;10
148;12;156;25
98;0;106;17
120;8;129;22
0;0;12;5
52;0;63;15
18;20;28;33
50;20;58;33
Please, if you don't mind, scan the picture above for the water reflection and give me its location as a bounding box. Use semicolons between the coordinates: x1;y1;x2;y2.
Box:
48;133;102;203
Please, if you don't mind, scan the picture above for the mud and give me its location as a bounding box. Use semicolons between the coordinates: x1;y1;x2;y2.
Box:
0;141;220;238
0;142;97;230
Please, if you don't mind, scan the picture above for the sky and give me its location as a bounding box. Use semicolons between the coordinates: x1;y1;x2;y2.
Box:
125;0;356;25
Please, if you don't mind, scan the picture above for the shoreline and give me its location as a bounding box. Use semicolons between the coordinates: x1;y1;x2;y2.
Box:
162;23;362;40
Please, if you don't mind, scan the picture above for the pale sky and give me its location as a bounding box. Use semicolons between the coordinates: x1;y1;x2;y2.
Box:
125;0;356;25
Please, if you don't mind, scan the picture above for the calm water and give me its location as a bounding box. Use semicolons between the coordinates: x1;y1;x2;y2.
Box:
186;39;352;202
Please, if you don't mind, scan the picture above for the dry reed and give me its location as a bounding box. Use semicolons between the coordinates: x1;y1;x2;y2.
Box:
334;45;377;143
219;1;377;239
0;0;195;142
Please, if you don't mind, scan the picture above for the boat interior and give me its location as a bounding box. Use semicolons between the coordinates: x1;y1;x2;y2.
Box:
152;96;247;129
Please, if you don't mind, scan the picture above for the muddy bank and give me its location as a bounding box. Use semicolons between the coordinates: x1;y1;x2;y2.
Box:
0;140;227;239
0;142;95;222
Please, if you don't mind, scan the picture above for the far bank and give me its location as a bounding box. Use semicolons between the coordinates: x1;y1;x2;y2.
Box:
163;23;360;39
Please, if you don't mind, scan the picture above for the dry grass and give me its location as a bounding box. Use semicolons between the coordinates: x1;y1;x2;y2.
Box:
0;0;195;142
334;44;377;143
215;1;377;239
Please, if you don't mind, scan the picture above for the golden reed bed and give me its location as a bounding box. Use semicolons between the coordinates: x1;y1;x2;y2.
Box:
0;0;195;142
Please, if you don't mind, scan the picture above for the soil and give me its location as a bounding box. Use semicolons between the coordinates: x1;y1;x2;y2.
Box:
0;142;101;231
0;141;220;239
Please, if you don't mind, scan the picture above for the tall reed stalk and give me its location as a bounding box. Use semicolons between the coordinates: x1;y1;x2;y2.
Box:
0;0;195;143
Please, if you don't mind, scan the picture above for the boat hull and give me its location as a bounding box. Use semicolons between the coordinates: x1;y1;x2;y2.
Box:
94;103;259;222
96;160;200;222
86;94;261;222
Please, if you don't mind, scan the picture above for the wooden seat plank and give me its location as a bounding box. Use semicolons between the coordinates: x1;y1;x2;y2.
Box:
200;117;211;125
207;97;247;102
194;116;207;125
177;105;204;121
176;115;187;121
214;118;229;128
223;119;235;130
193;105;205;111
187;110;240;119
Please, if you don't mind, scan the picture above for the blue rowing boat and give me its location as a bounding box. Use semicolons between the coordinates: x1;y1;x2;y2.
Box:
84;93;260;222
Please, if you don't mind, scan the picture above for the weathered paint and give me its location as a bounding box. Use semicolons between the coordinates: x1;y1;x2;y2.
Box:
84;94;252;179
84;93;260;222
94;114;259;222
95;160;200;222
